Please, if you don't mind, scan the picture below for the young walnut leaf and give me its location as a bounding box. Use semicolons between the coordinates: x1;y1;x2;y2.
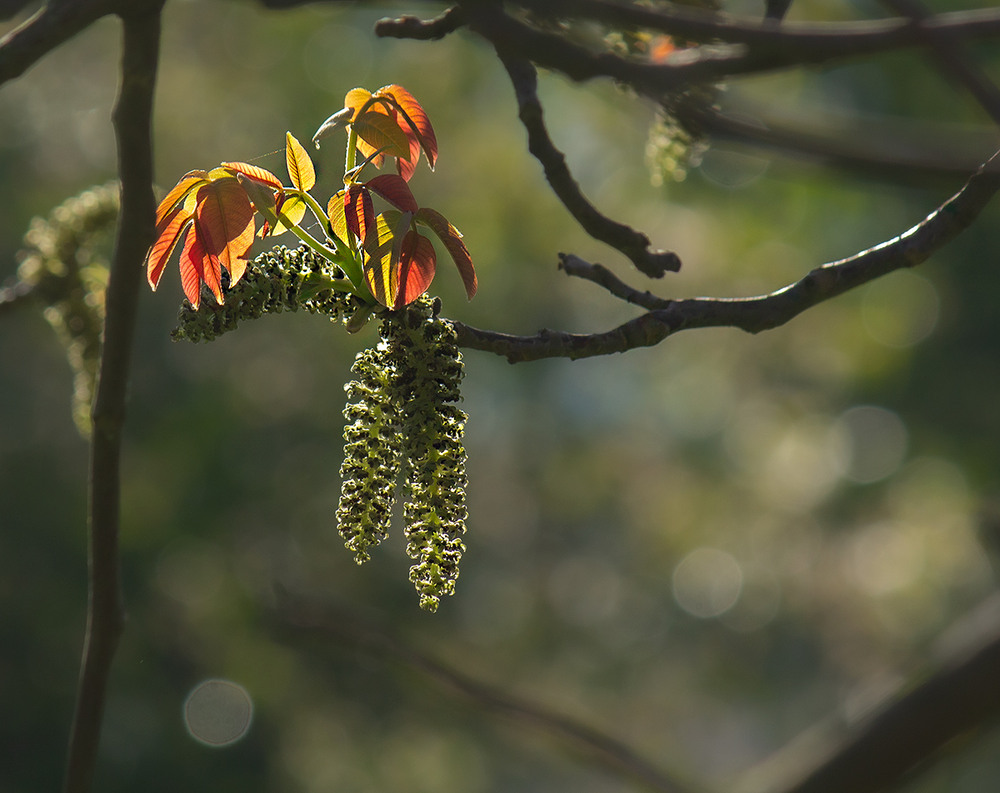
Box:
415;207;477;301
285;132;316;192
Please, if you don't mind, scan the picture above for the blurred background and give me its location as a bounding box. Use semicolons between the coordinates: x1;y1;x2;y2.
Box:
3;0;1000;791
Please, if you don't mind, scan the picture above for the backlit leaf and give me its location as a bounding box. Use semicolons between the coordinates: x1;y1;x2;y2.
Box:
194;178;255;288
146;203;192;289
285;132;316;192
363;210;417;307
380;84;437;170
416;207;477;300
328;189;349;244
191;218;224;304
344;87;373;116
272;194;307;235
394;230;436;308
353;109;410;161
222;162;282;190
365;174;418;213
154;170;207;226
345;184;376;246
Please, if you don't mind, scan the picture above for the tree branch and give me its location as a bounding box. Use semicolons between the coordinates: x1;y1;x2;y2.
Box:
0;0;109;86
464;1;1000;97
496;52;680;277
452;149;1000;362
62;5;162;793
880;0;1000;126
374;6;466;40
274;593;702;793
746;593;1000;793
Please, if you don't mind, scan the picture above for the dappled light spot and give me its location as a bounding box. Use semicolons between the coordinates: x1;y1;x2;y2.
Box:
833;405;908;484
861;270;939;348
184;679;253;747
849;521;924;596
672;547;743;619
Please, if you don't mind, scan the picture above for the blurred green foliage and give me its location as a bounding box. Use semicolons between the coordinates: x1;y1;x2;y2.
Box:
3;1;1000;792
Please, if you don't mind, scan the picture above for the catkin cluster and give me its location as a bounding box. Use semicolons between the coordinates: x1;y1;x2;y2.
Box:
16;183;118;435
172;245;365;343
337;297;469;612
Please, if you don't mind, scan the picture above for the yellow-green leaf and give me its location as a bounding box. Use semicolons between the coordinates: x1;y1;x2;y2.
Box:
285;131;316;192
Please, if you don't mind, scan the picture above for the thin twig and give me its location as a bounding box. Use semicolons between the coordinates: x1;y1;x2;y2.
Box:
62;5;162;793
274;593;703;793
559;253;671;310
452;149;1000;362
496;52;680;277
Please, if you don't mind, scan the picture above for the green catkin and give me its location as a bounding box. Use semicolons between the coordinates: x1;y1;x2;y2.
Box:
336;343;402;562
173;252;470;611
172;245;364;343
16;183;118;436
382;298;468;612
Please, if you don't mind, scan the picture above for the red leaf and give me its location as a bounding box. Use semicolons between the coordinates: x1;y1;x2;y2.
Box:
344;184;375;246
415;207;477;300
380;84;437;171
364;174;418;213
192;218;224;304
179;232;208;308
395;230;436;308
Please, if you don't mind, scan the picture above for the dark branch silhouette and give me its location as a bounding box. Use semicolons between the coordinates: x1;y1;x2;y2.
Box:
452;148;1000;362
61;5;162;793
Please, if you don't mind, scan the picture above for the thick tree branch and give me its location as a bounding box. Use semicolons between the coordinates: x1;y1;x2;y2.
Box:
62;5;161;793
374;6;466;40
511;0;1000;65
748;593;1000;793
465;2;1000;97
453;149;1000;362
274;593;702;793
0;0;108;86
497;52;680;277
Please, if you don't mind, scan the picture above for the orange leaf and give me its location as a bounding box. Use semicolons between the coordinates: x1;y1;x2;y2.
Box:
285;132;316;192
155;170;207;226
353;109;411;161
416;207;477;300
222;162;282;191
380;85;437;170
146;203;192;289
193;178;255;288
